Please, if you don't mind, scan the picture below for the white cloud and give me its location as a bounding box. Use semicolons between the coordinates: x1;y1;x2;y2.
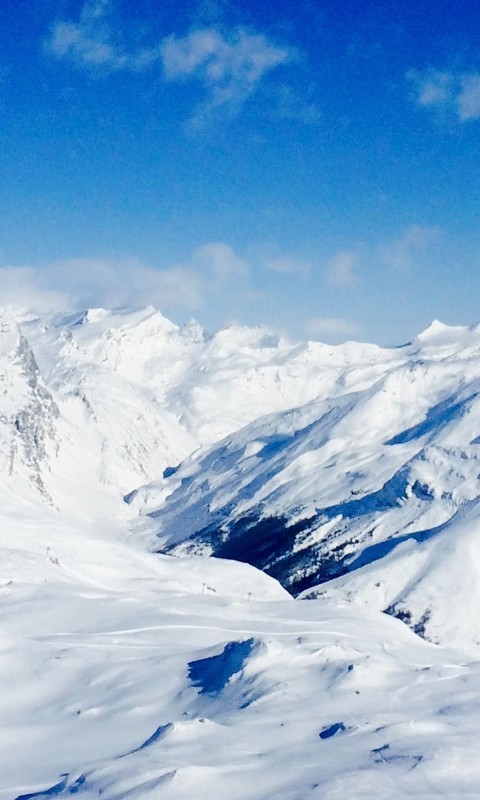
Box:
48;0;131;71
457;74;480;121
48;0;164;72
0;266;69;314
326;250;358;287
192;242;249;281
161;27;292;125
161;28;290;85
304;317;359;339
273;84;321;124
408;69;453;108
46;2;293;123
262;254;310;276
248;244;311;277
408;68;480;122
0;244;253;320
378;225;440;270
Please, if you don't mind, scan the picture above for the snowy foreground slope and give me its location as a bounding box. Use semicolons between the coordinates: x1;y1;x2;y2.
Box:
3;306;480;797
4;498;480;800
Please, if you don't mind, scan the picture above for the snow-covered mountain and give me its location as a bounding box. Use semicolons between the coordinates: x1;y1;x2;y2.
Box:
141;319;480;652
0;304;330;516
5;305;480;797
7;305;480;650
7;303;395;514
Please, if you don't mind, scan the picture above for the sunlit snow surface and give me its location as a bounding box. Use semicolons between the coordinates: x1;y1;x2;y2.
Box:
3;307;480;797
144;318;480;653
4;502;480;800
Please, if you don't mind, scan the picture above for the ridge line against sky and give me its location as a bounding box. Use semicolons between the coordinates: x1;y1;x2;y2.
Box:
0;0;479;345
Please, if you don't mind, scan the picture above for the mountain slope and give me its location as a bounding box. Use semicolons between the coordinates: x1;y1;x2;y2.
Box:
4;307;480;796
3;490;480;800
147;321;480;651
10;304;404;515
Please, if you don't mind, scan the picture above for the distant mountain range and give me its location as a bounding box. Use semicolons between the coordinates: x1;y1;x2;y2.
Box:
133;316;480;654
4;306;480;653
4;305;480;797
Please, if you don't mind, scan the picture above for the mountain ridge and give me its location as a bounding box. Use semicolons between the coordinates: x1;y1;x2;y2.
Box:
3;306;480;797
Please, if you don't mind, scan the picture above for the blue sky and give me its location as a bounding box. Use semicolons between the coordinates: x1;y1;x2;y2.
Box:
1;0;479;344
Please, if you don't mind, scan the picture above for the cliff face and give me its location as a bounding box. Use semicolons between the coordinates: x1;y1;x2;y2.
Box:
0;310;59;500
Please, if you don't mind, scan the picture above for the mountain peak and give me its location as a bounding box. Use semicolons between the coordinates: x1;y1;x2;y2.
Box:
416;319;466;342
79;308;112;325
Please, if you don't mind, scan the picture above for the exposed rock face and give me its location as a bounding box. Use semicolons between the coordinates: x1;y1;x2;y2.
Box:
0;311;59;499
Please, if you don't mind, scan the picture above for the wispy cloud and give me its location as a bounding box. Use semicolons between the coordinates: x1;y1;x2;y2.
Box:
326;250;359;287
0;260;202;316
261;254;310;276
46;1;294;125
408;69;452;108
161;27;292;126
304;317;359;340
0;243;253;320
408;68;480;122
378;225;440;270
48;0;142;72
192;242;249;282
0;266;69;315
457;74;480;121
272;84;321;124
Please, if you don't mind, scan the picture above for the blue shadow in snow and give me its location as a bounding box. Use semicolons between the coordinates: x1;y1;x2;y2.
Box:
188;639;256;696
319;468;410;521
385;393;477;446
256;433;295;459
162;465;179;478
346;520;448;573
319;722;346;740
128;724;172;755
371;744;423;768
15;776;69;800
